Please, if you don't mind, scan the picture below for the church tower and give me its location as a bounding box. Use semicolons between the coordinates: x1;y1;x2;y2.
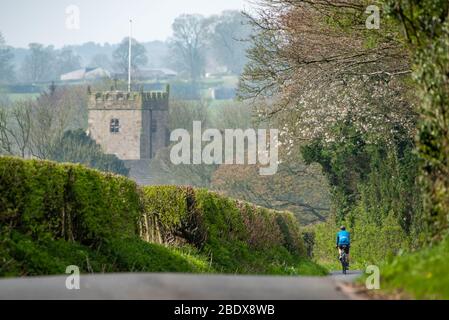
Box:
87;86;170;161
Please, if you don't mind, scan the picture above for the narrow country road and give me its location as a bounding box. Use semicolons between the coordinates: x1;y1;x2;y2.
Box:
0;270;363;300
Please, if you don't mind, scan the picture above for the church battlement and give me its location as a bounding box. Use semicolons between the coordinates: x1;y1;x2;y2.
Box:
90;91;169;102
88;85;170;110
92;91;139;101
87;84;170;161
141;91;169;101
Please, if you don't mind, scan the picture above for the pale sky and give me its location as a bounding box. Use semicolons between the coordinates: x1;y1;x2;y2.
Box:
0;0;250;48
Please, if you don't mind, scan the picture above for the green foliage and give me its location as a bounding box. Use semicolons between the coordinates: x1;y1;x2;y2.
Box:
302;121;422;268
275;212;305;256
310;211;409;270
302;123;422;231
141;185;322;275
301;127;369;221
386;0;449;240
307;218;341;270
142;186;207;246
349;210;409;266
143;186;188;231
0;156;204;277
380;237;449;299
195;190;305;272
0;157;139;243
66;167;140;243
101;238;212;273
0;226;210;277
0;156;325;277
0;228;112;276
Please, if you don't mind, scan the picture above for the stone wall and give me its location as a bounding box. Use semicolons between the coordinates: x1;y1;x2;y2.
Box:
151;110;169;158
88;88;169;161
88;109;142;160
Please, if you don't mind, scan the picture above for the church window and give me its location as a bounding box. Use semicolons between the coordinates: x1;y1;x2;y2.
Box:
110;118;120;133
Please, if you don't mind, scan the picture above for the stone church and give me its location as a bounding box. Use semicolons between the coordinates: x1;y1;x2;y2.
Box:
87;86;170;184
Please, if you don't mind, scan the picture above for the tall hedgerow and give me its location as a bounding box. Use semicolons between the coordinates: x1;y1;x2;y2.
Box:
1;156;322;276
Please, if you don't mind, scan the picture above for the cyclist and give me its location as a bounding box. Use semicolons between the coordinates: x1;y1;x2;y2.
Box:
336;226;350;266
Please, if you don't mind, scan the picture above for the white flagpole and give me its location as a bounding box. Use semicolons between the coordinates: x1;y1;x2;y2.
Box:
128;18;132;92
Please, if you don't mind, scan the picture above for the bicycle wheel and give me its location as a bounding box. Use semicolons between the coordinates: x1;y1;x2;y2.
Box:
341;253;347;274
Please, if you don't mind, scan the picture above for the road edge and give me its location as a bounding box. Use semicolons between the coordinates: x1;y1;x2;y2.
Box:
335;281;370;300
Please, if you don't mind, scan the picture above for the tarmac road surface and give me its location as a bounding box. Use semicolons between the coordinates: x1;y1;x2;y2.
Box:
0;270;363;300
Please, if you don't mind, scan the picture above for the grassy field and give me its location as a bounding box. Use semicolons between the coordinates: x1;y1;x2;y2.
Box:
1;93;40;102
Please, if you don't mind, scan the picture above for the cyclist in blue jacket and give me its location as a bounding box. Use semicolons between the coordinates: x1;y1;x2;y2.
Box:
336;226;350;266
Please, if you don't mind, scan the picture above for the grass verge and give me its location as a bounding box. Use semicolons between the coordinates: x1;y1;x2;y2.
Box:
378;237;449;299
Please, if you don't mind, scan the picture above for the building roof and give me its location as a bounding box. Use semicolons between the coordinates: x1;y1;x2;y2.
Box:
60;67;111;81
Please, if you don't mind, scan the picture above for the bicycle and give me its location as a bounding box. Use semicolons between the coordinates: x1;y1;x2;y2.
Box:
339;245;349;274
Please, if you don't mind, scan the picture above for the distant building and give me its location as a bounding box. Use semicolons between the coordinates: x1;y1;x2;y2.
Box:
87;86;170;160
60;67;111;81
139;68;178;79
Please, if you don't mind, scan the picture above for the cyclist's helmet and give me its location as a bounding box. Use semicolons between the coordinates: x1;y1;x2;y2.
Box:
340;226;346;231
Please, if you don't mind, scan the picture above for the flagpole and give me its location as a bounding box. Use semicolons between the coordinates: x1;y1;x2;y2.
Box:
128;18;132;93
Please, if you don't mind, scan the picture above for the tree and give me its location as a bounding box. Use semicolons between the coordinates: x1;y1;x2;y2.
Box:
168;14;209;82
0;107;14;155
239;0;423;241
55;48;82;76
113;37;148;75
0;100;33;157
211;161;331;224
168;99;210;132
149;146;217;187
21;43;55;82
0;84;88;160
0;32;14;83
386;0;449;240
89;53;112;70
210;100;253;130
30;84;89;159
49;129;129;176
149;99;215;187
209;11;252;75
239;0;418;162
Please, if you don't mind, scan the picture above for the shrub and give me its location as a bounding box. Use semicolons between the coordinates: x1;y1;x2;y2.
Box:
49;129;129;176
141;186;308;273
0;157;140;245
141;186;206;246
239;203;283;250
0;156;319;277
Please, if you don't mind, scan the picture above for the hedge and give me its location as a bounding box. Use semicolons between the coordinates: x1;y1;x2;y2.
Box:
0;157;140;245
0;156;321;276
141;186;307;272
